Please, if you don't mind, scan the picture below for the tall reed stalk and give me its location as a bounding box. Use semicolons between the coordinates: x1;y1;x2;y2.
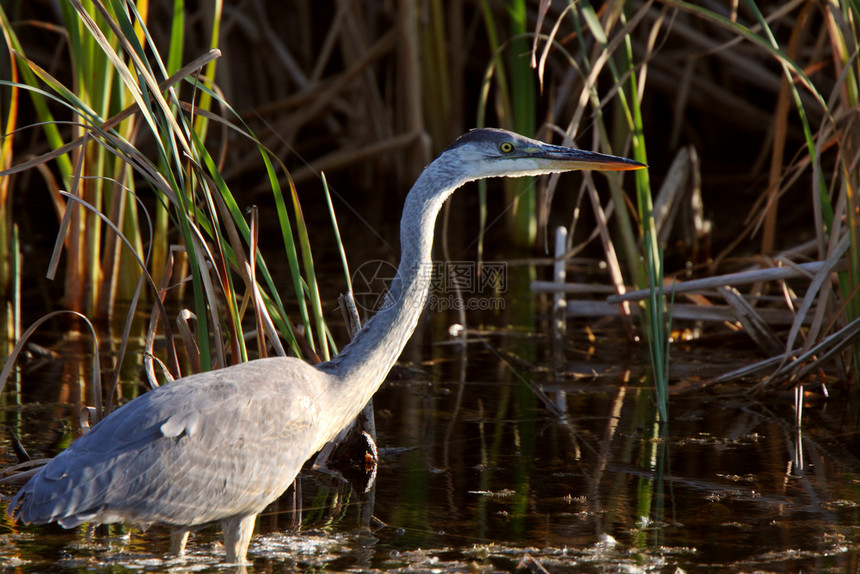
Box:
0;0;335;401
475;1;667;405
558;1;668;412
478;0;537;248
663;0;858;382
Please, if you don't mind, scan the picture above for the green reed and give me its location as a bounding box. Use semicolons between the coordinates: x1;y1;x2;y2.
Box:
0;0;334;404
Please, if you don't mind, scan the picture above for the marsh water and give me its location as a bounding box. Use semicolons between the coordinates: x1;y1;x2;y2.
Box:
2;320;860;573
1;278;860;572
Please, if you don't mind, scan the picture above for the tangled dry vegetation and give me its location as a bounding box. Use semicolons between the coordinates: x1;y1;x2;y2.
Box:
0;0;858;400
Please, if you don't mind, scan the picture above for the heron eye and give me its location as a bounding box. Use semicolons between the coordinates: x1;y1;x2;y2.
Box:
499;141;515;153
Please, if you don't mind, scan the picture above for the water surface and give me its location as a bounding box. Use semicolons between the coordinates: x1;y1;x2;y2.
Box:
1;324;859;573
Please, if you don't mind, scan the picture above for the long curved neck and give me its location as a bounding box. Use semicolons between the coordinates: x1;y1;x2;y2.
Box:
317;160;468;407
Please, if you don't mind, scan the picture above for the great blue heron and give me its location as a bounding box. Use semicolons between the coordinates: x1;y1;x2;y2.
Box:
7;128;645;563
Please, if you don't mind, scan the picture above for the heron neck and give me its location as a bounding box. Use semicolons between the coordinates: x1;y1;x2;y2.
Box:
317;163;465;408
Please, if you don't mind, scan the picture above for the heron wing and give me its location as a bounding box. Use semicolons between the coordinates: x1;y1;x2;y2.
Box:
10;357;328;528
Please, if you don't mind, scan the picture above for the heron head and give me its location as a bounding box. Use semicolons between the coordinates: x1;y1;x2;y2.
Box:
442;128;646;182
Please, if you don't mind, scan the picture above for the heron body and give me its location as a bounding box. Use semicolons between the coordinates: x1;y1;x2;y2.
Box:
8;128;645;563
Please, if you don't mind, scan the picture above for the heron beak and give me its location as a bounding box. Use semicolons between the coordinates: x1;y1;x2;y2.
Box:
536;144;647;172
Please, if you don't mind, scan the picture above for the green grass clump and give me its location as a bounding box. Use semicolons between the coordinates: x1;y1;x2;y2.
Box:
0;0;337;409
